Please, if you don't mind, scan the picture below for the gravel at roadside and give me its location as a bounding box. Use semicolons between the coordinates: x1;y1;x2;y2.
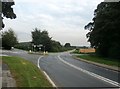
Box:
1;59;16;88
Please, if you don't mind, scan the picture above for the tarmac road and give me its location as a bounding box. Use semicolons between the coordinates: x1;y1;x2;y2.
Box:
2;49;119;88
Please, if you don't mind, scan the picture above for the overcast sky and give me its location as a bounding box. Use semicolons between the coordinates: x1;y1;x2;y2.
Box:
3;0;104;46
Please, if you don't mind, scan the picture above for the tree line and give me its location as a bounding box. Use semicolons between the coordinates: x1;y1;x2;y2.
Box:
1;28;73;52
1;1;120;58
0;1;73;52
30;28;71;52
85;2;120;59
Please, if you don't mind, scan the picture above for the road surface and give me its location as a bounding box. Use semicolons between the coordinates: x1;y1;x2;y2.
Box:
1;49;119;88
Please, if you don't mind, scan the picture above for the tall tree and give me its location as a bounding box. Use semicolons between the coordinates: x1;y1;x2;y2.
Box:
64;43;71;48
51;40;62;52
2;28;18;49
85;2;120;58
31;28;52;52
0;0;16;30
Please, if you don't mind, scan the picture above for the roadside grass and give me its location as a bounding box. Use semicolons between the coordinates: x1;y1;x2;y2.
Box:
71;49;80;54
2;56;52;87
76;54;120;67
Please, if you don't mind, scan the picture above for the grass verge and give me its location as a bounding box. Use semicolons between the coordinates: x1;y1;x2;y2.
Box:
76;55;120;67
70;49;80;54
2;56;52;87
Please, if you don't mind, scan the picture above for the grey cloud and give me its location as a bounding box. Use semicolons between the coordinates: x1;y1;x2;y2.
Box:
4;0;103;46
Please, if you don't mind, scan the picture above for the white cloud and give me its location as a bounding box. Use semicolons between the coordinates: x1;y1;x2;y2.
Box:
3;0;104;46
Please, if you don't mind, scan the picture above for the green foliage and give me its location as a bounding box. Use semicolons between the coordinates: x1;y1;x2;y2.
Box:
0;37;2;47
77;55;120;67
31;28;52;52
72;49;80;54
0;1;16;29
64;43;71;48
85;2;120;59
15;42;31;51
31;28;73;52
2;28;18;50
2;56;52;87
51;40;62;52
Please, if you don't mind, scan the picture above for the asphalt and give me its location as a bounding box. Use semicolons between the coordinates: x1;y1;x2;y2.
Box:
39;55;119;87
60;53;119;82
1;49;120;88
2;49;40;65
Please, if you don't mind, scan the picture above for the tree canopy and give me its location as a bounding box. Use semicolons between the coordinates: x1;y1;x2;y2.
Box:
51;40;63;52
31;28;73;52
85;2;120;59
64;43;71;48
2;28;18;49
31;28;52;52
0;0;16;30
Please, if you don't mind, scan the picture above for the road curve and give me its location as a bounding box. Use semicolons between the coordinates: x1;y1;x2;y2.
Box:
39;53;119;87
2;49;119;88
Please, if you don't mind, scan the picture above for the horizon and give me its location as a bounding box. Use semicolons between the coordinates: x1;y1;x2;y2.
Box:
3;0;104;46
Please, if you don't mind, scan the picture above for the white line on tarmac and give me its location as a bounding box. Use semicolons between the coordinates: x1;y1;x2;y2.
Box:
58;56;119;87
37;56;43;69
43;71;57;87
37;56;57;88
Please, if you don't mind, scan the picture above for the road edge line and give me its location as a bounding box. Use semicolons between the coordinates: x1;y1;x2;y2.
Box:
58;56;119;87
37;56;43;69
43;71;57;87
37;56;57;88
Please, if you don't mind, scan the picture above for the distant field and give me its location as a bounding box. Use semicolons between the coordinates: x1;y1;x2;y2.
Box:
77;55;120;67
79;48;95;53
71;48;95;54
2;56;52;87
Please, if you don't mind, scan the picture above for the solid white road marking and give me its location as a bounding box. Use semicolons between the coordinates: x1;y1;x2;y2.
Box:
37;56;57;87
58;56;119;87
37;56;43;69
43;71;57;87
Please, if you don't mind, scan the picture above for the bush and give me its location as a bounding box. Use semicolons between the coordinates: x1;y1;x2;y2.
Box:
2;29;18;50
